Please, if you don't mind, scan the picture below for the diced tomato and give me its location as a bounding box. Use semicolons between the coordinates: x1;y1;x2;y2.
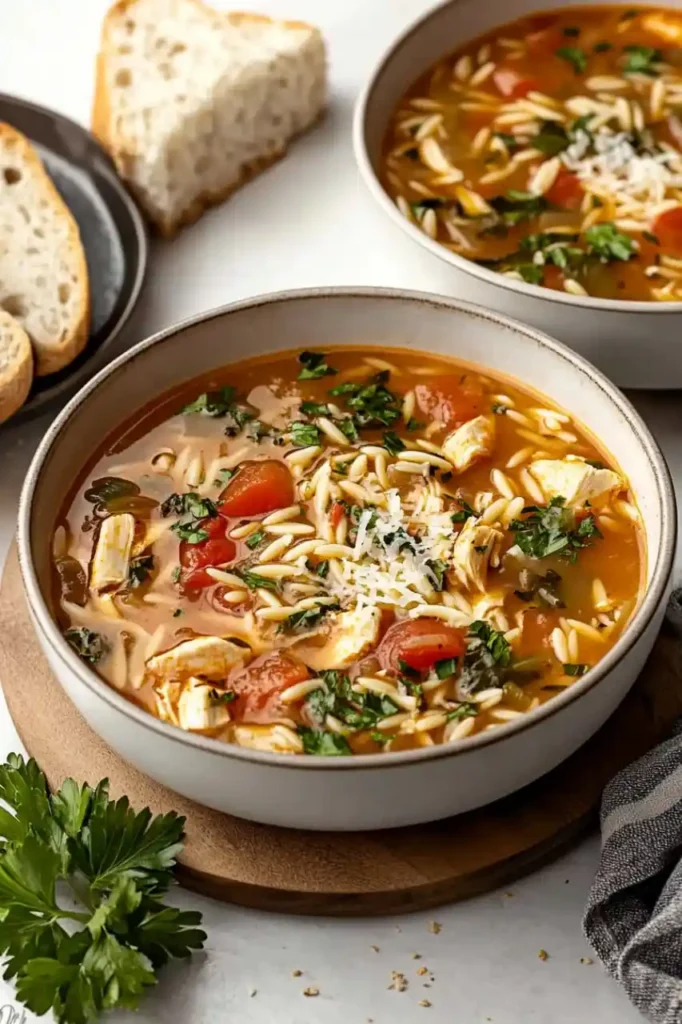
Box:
414;374;485;429
545;169;583;210
180;516;236;590
330;500;345;530
218;460;294;518
378;618;466;673
653;206;682;255
228;651;309;722
492;67;539;99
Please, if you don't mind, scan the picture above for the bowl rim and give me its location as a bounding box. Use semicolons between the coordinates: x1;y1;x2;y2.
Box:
17;286;677;773
352;0;682;316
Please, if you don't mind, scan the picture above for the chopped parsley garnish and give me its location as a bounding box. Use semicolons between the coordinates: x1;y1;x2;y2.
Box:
514;568;565;608
518;264;544;285
305;671;399;731
298;727;352;756
426;559;448;591
556;45;588;74
65;627;109;664
213;467;234;487
289;421;321;447
173;608;183;617
382;430;406;456
563;25;580;36
452;501;477;524
458;621;511;695
277;602;340;633
306;558;330;578
435;657;458;680
563;663;590;676
237;569;279;591
83;477;140;516
623;44;662;75
329;373;401;429
209;689;237;704
474;544;488;554
397;658;419;678
643;230;660;245
246;528;265;550
128;554;154;589
297;351;338;380
162;493;219;544
593;41;612;52
533;121;571;157
337;416;359;442
300;400;331;417
182;385;255;435
171;566;181;583
446;702;479;722
406;417;425;431
585;223;635;262
509;497;602;561
490;190;549;227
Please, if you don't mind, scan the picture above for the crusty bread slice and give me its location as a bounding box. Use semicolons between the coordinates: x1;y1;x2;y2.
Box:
0;124;90;376
93;0;326;235
0;310;33;424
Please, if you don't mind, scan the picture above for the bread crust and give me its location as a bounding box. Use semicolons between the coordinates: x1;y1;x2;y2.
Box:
92;0;326;236
0;311;33;424
0;123;90;376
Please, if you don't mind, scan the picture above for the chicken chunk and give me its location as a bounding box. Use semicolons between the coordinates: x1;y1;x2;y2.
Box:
89;513;135;593
442;415;496;473
529;459;622;507
146;635;249;684
292;606;381;671
640;11;682;43
177;677;232;732
452;516;503;592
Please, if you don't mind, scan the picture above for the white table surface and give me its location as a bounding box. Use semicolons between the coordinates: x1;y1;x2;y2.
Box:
1;2;681;1021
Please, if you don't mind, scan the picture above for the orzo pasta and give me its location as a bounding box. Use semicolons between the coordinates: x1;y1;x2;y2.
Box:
382;5;682;301
53;347;643;756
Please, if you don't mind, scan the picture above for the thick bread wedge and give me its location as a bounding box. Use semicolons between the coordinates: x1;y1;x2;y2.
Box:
0;124;90;376
93;0;326;235
0;311;33;424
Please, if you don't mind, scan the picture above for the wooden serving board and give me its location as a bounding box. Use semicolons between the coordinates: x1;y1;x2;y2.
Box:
2;545;681;916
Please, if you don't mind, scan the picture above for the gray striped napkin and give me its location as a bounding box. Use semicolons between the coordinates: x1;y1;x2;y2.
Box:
583;602;682;1024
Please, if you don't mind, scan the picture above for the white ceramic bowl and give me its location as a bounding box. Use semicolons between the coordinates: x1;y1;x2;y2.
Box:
354;0;682;389
18;288;676;830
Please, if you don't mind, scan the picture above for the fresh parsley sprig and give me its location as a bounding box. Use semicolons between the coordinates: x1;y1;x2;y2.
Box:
0;754;205;1024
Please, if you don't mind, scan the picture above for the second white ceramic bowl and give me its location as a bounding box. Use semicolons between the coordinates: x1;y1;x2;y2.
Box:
18;289;675;829
354;0;682;389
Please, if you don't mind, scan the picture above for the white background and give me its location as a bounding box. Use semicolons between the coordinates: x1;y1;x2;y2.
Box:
1;1;679;1020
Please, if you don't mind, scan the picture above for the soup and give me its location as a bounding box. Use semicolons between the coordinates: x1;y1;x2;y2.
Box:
53;347;643;756
381;5;682;301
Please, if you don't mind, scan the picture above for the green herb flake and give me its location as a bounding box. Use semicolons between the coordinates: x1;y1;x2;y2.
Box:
458;621;511;695
509;496;602;561
330;373;401;429
533;121;570;157
128;554;154;589
278;602;340;634
435;657;458;680
182;385;255;436
643;230;660;245
172;608;183;618
65;627;109;664
298;727;352;756
171;566;182;583
289;421;321;447
623;44;662;75
237;569;279;591
208;689;237;704
593;41;612;52
446;702;479;722
493;132;519;150
382;430;406;456
563;25;580;36
490;190;549;227
563;663;590;676
300;401;331;417
555;46;588;74
585;222;635;262
406;417;425;431
245;529;265;550
452;501;477;524
214;467;234;487
297;351;338;381
162;493;219;545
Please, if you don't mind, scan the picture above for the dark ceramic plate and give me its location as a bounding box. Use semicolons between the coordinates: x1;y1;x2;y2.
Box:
0;92;148;423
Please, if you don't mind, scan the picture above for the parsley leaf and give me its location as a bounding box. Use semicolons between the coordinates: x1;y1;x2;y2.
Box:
623;44;662;75
0;754;205;1023
563;25;580;36
329;374;401;429
563;663;590;676
182;386;255;435
533;121;570;157
300;401;331;417
297;351;338;380
246;528;265;550
298;727;352;756
490;190;549;227
593;41;612;52
65;628;109;665
452;501;477;524
289;421;321;447
435;657;457;680
643;230;660;245
509;497;602;561
128;555;154;589
162;493;219;545
446;702;479;722
382;430;406;456
83;478;140;517
458;621;511;695
585;222;635;261
208;689;236;705
493;131;519;150
277;603;340;633
237;569;279;591
556;45;588;74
